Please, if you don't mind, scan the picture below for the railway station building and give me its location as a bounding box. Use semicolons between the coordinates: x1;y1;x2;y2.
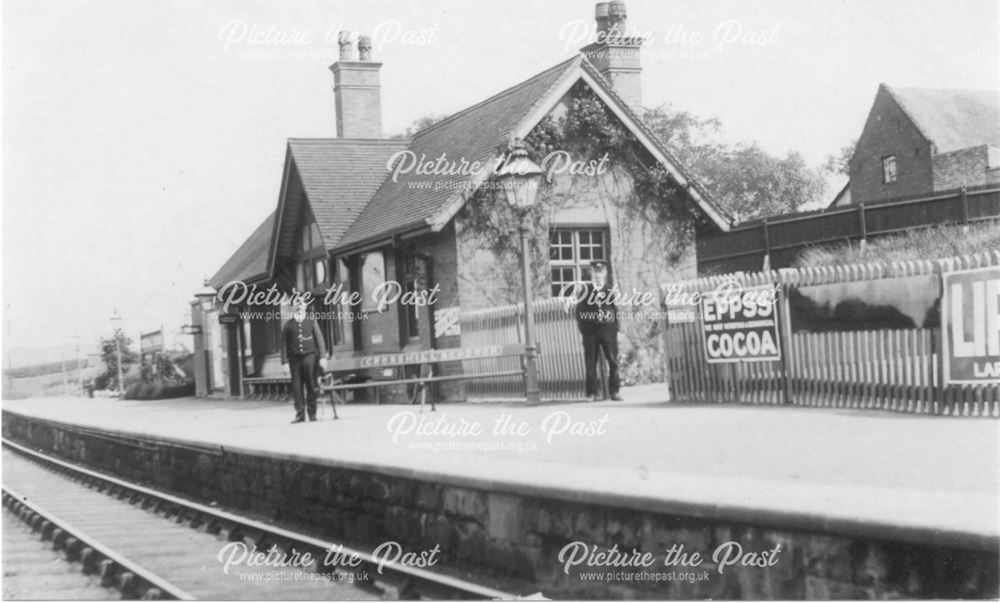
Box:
191;0;732;401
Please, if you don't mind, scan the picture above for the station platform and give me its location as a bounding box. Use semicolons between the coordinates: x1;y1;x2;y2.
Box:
3;387;998;598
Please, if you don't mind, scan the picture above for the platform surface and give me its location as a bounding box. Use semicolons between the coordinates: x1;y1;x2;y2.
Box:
3;385;998;547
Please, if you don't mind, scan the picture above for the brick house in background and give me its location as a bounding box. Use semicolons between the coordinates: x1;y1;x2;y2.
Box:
845;83;1000;205
193;0;733;400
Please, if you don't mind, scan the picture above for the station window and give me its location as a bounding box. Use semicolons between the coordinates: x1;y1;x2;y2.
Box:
400;254;421;340
329;258;353;347
549;228;609;297
296;263;310;293
296;216;327;295
314;258;326;284
294;213;336;351
300;221;322;254
360;251;386;312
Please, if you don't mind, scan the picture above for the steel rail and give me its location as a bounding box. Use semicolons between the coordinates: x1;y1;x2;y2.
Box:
1;484;196;600
2;437;518;600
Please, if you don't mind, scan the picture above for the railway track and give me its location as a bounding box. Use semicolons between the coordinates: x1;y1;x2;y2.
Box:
1;438;518;600
2;503;120;599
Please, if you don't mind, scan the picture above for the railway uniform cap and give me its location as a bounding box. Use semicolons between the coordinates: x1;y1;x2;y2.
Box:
590;260;609;271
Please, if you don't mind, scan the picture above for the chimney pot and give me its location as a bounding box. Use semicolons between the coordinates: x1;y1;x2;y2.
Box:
608;0;627;32
595;2;610;33
358;35;372;61
337;31;353;60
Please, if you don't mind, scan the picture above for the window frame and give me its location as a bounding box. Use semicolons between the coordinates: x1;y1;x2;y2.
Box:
400;253;420;340
295;215;327;294
881;155;898;184
294;213;337;352
359;250;387;312
327;257;353;349
548;227;610;297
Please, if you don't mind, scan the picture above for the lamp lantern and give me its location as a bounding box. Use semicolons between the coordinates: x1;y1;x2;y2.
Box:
496;139;544;210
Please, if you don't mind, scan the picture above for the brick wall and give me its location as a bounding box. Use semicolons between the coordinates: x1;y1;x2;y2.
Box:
581;42;644;110
850;86;934;203
932;144;1000;190
330;62;382;139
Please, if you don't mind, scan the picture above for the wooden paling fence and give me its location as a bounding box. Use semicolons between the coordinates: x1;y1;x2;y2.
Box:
666;252;1000;417
459;298;587;400
697;185;1000;274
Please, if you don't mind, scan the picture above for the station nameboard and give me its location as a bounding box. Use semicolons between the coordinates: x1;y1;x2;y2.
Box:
140;329;163;353
327;343;527;373
701;284;781;363
942;266;1000;384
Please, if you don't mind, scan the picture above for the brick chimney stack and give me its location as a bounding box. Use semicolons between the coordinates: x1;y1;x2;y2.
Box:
329;31;383;139
582;0;644;110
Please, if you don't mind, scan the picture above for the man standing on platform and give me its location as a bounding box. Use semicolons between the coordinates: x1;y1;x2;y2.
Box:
281;301;327;423
571;260;623;402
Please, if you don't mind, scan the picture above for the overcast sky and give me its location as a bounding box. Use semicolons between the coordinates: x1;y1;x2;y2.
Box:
2;0;998;365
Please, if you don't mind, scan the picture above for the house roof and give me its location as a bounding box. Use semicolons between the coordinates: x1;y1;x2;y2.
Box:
271;139;410;265
332;55;586;250
272;52;733;262
826;181;851;209
886;85;1000;154
209;211;274;289
328;53;732;251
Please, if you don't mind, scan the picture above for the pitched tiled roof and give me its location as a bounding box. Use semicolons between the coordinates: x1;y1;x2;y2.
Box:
287;138;410;250
283;53;730;256
887;85;1000;154
332;56;584;250
210;211;274;289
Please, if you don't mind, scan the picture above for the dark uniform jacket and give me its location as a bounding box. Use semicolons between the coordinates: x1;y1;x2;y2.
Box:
281;317;327;364
574;282;619;329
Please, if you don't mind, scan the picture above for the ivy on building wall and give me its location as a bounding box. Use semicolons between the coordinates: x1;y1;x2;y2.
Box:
460;82;699;291
529;82;698;256
457;82;705;384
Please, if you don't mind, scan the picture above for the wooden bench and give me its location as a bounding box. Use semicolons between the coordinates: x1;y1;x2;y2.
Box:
317;343;528;416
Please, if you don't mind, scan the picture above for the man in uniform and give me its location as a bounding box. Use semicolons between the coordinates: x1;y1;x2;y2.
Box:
572;260;623;402
281;301;327;423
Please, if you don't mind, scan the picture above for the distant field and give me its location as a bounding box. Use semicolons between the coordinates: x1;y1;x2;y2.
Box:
3;365;103;399
3;358;94;379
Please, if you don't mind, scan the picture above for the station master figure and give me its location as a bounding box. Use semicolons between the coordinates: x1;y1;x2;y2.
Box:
572;260;623;402
281;301;327;423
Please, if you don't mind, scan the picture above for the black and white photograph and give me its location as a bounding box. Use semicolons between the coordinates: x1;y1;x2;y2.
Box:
2;0;998;599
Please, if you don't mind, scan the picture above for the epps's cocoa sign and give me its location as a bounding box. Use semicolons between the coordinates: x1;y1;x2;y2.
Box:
701;284;781;363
